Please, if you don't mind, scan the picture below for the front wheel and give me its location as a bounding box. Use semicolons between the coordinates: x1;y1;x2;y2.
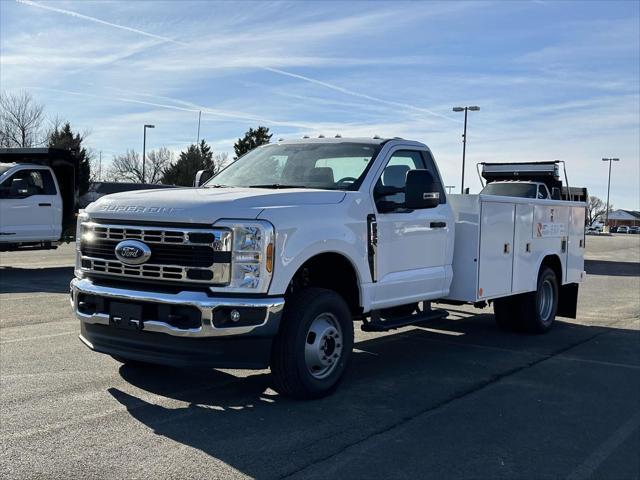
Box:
271;288;354;399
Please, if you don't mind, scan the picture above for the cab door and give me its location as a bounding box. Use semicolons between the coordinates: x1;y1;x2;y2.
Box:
371;149;453;309
0;168;61;242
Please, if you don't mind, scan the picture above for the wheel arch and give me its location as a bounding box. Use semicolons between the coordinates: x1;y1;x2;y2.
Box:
285;251;362;316
538;253;564;284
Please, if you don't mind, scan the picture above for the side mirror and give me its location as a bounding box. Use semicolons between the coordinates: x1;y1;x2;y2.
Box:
194;169;213;187
405;170;439;209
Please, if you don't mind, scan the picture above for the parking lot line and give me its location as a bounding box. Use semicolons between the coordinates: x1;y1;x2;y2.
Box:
0;331;76;345
566;411;640;480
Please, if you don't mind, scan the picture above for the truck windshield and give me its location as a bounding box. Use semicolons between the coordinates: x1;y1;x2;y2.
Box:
481;182;538;199
207;142;379;190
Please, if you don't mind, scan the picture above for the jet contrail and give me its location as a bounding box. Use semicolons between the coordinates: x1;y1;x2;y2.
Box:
17;0;456;123
29;86;318;130
263;67;459;123
16;0;188;46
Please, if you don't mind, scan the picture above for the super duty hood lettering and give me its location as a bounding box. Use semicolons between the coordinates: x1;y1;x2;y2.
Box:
96;204;184;214
86;187;345;224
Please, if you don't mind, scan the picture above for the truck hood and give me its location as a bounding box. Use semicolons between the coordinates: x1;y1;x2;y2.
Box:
85;187;346;224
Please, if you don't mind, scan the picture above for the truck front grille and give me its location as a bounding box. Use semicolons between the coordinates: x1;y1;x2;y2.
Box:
79;222;232;285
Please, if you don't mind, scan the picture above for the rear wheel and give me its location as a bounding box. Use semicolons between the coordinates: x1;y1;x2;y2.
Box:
493;296;519;331
494;266;559;333
522;267;558;333
271;288;354;399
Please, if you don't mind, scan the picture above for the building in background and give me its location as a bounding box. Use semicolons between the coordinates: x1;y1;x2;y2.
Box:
607;209;640;227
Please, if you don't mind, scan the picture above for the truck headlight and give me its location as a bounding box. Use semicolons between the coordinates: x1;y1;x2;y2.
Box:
212;220;275;294
75;212;90;278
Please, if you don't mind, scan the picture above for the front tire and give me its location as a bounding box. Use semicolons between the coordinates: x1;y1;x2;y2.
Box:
271;288;354;399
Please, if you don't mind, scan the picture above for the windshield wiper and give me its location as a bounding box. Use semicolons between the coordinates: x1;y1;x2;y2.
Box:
247;184;307;189
204;184;229;188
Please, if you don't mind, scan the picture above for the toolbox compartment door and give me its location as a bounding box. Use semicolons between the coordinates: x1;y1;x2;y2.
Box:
566;206;586;283
478;202;515;299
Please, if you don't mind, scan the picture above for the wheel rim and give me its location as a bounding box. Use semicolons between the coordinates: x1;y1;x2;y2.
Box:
538;279;554;324
304;312;343;380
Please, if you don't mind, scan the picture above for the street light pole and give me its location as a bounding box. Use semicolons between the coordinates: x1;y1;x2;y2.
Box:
602;157;620;230
142;124;155;183
452;106;480;194
197;111;202;145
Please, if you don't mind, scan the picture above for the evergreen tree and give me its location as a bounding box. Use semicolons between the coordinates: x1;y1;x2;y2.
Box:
233;126;272;159
48;122;91;195
161;139;226;186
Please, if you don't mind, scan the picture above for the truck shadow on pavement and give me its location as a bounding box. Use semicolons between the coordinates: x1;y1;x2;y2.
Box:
0;266;74;293
584;259;640;277
108;313;640;479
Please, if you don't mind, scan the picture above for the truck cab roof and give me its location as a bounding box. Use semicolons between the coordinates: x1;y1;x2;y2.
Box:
273;136;428;149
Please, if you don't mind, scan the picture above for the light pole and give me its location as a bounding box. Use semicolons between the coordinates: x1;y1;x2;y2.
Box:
446;185;456;194
142;124;155;183
196;111;201;144
452;105;480;194
602;157;619;231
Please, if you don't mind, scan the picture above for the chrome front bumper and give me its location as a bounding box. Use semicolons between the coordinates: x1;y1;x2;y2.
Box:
70;277;284;338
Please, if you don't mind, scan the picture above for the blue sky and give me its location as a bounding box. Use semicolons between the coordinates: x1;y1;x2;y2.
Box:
1;0;638;208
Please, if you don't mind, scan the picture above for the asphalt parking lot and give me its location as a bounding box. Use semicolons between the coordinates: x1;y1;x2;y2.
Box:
1;235;639;479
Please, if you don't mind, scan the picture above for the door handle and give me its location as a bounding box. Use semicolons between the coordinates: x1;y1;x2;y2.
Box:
430;221;446;228
38;203;51;207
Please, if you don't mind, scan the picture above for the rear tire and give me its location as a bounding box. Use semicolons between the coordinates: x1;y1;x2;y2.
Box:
493;266;559;333
493;296;519;331
521;266;558;333
271;288;354;399
493;266;558;334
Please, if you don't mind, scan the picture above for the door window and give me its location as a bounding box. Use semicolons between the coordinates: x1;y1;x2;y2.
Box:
537;185;550;199
0;169;56;198
375;150;425;211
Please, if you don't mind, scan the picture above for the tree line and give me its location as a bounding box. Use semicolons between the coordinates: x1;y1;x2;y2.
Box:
0;90;273;192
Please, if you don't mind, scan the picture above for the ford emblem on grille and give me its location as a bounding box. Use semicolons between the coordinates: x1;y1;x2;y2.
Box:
114;240;152;265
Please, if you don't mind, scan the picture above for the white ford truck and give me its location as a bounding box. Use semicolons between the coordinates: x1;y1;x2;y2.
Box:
0;163;64;249
71;138;586;398
1;148;80;251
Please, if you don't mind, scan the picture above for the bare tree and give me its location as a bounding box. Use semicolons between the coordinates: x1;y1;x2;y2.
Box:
213;152;229;174
146;147;174;183
0;91;46;147
587;196;612;226
108;148;174;184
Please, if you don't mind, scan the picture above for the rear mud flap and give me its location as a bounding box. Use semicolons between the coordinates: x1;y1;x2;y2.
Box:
558;283;579;319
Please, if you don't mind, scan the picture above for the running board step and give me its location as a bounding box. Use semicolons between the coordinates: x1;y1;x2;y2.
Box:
361;308;449;332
